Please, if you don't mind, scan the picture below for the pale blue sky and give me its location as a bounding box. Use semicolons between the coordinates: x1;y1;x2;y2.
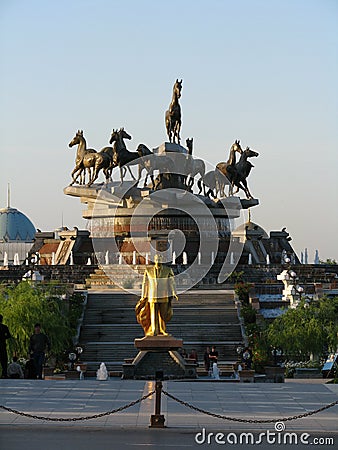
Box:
1;0;337;260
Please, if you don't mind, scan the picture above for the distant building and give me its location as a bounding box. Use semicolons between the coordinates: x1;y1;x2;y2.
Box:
0;200;36;265
233;219;300;265
30;227;96;266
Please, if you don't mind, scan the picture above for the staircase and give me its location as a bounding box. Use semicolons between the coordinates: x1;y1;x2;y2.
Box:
78;289;244;373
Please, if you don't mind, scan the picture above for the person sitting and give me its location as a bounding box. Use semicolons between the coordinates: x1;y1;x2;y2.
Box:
188;349;198;365
232;362;242;380
7;356;24;379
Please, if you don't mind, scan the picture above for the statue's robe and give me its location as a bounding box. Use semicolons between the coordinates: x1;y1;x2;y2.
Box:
135;264;176;336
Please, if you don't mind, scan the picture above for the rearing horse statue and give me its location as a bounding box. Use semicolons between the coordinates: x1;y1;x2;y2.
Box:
215;140;243;197
165;79;182;144
230;147;259;199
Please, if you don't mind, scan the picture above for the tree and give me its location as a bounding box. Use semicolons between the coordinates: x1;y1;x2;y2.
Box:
234;282;253;304
0;282;84;360
267;296;338;359
320;258;337;265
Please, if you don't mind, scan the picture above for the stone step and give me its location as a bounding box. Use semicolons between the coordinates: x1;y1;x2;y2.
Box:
80;329;242;341
82;314;239;325
81;342;242;358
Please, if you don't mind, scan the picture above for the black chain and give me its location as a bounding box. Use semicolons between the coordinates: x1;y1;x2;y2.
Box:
0;390;155;422
162;390;338;424
2;388;337;424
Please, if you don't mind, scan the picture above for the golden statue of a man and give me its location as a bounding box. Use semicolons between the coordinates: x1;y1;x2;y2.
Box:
135;254;178;336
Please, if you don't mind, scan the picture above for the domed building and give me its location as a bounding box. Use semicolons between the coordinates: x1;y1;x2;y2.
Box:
0;193;36;265
233;211;299;265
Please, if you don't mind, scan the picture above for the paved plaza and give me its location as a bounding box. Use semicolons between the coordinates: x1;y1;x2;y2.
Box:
0;378;337;449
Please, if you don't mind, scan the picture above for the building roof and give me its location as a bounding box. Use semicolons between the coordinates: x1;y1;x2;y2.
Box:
233;221;269;239
0;206;36;242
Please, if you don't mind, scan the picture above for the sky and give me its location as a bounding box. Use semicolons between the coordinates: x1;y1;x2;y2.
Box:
0;0;337;261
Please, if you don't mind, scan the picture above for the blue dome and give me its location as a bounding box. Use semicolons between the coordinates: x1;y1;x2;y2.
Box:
0;207;36;242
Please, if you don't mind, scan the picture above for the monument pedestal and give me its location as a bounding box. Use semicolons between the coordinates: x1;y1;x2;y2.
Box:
122;335;197;379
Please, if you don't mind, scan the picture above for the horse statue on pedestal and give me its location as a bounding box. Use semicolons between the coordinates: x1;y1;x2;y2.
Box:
136;144;174;189
215;140;243;197
69;130;114;186
68;130;97;185
229;147;259;199
165;79;182;144
184;137;205;189
109;128;138;183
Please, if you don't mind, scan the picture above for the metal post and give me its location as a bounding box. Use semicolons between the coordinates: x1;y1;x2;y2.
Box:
150;371;165;428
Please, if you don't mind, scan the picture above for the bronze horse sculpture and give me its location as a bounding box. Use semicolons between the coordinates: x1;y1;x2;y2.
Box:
228;147;259;199
197;170;218;198
68;130;97;185
165;79;182;144
69;130;114;186
215;140;243;197
109;128;138;183
184;137;205;189
136;144;175;189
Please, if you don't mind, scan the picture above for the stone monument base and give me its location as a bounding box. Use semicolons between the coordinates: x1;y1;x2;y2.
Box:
122;336;197;379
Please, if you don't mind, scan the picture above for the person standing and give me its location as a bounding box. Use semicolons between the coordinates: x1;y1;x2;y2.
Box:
209;345;219;365
29;323;51;379
0;314;11;378
203;346;210;372
188;348;198;365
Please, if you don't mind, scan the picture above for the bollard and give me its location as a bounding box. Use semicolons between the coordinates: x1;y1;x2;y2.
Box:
150;370;165;428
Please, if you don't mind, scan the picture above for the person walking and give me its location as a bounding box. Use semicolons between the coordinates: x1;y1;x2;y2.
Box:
0;314;11;378
29;323;51;379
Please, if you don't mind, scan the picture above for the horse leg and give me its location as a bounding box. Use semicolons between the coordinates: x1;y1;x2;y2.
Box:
150;174;155;189
233;181;246;197
138;164;143;182
85;168;90;185
188;176;194;189
119;166;124;184
87;167;96;187
176;121;181;144
70;166;82;185
242;179;253;199
228;183;236;196
197;179;203;195
127;165;136;180
103;168;110;184
88;161;101;187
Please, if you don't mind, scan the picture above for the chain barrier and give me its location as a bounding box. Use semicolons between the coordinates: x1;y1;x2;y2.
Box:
162;390;338;424
0;390;155;422
2;388;337;424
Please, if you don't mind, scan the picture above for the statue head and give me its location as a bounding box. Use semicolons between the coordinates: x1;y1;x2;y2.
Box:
231;139;243;155
173;79;183;98
154;253;163;269
69;130;84;147
244;147;259;158
186;138;193;155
